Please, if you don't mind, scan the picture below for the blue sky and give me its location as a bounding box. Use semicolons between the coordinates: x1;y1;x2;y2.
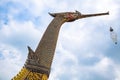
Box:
0;0;120;80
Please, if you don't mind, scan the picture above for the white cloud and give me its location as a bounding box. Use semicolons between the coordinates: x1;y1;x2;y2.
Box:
0;18;42;50
0;44;23;80
49;42;78;80
93;0;120;21
114;64;120;80
93;57;113;74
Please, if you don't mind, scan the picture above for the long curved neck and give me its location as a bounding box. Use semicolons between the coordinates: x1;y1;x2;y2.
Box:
35;16;65;76
35;16;65;67
35;16;65;54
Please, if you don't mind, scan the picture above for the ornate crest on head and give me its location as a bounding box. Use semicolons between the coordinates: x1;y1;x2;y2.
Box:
49;10;81;22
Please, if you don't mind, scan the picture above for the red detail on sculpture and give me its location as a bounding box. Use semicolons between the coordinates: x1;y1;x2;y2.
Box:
67;13;75;19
